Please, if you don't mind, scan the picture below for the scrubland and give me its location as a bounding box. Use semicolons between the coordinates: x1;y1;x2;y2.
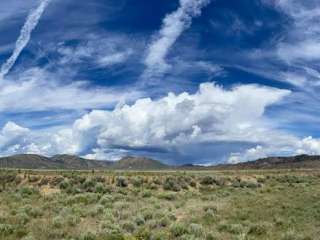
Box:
0;169;319;240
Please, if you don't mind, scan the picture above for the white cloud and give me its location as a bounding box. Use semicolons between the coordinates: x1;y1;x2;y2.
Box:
0;122;30;156
228;135;320;164
0;82;292;160
54;34;136;69
297;136;320;155
71;83;289;152
0;68;142;113
2;81;320;163
278;40;320;63
239;0;320;89
98;51;133;67
144;0;210;78
273;1;320;86
0;0;51;79
0;122;30;145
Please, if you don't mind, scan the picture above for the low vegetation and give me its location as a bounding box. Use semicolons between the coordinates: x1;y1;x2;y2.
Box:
0;169;319;239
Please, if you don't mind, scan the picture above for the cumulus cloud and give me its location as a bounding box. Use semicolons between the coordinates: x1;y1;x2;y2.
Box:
1;81;320;164
0;122;29;146
144;0;210;78
68;82;289;155
0;122;30;156
228;136;320;164
297;137;320;155
0;82;296;162
0;0;51;79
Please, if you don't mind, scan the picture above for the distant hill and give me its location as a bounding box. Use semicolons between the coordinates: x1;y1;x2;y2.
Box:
0;154;57;169
213;155;320;170
50;155;113;169
112;156;168;170
0;154;168;170
1;154;320;170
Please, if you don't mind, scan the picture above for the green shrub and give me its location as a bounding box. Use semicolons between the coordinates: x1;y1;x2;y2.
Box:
71;175;86;185
200;176;215;185
95;182;106;193
206;232;220;240
19;187;39;197
49;176;64;186
146;183;158;190
59;179;70;190
142;190;152;198
180;181;189;190
203;205;218;214
122;221;136;233
14;227;28;238
66;214;80;227
158;192;177;201
189;223;205;237
243;181;261;188
280;230;311;240
152;178;162;185
135;215;146;226
159;216;171;227
16;212;30;225
135;226;152;239
101;233;125;240
142;209;154;221
91;204;105;217
69;193;99;205
0;224;15;236
38;177;50;186
151;231;169;240
248;223;268;235
232;180;241;188
170;223;188;237
218;223;244;234
82;178;97;191
189;180;197;188
80;232;97;240
93;176;105;183
99;195;113;207
114;201;130;210
21;234;36;240
27;206;43;218
52;216;63;229
163;177;181;192
132;177;144;187
2;173;18;183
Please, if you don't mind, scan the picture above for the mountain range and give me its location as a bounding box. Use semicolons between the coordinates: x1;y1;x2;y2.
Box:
0;154;168;170
0;154;320;170
213;154;320;170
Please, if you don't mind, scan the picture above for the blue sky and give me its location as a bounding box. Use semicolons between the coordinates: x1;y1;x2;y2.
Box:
0;0;320;165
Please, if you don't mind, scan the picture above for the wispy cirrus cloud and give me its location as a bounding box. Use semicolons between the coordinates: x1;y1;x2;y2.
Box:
0;0;51;79
144;0;211;79
0;68;142;113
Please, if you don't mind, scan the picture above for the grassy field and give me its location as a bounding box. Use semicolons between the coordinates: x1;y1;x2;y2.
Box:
0;169;320;240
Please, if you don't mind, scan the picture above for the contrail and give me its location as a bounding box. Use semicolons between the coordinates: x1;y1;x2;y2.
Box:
144;0;210;78
0;0;51;79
